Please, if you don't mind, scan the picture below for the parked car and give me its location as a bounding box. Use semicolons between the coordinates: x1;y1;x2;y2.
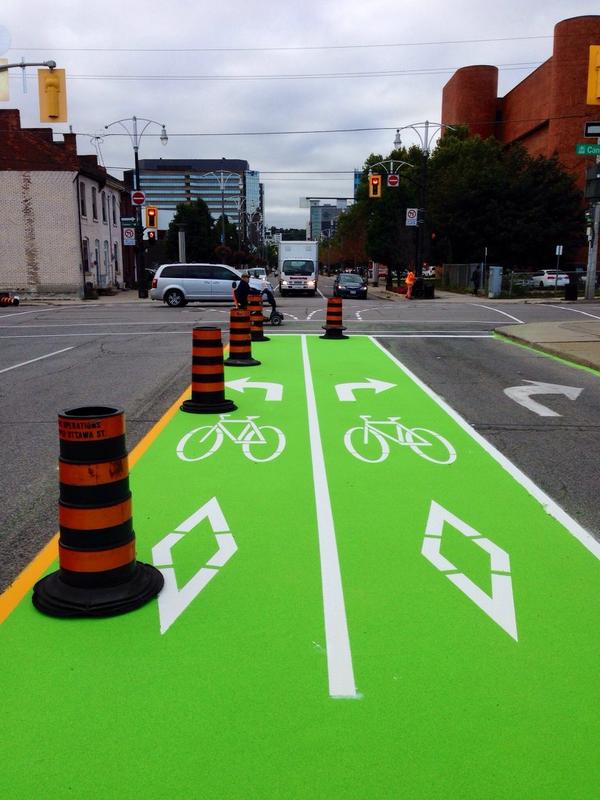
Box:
526;270;569;288
150;263;242;306
249;267;268;281
333;272;368;299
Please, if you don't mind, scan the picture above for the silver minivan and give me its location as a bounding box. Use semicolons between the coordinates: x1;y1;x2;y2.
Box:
150;263;242;307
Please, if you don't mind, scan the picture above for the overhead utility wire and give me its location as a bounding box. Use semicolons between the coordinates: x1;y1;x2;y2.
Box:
13;63;540;82
9;34;553;53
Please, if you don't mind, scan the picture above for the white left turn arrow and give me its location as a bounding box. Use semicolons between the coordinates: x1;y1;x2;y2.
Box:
503;380;583;417
335;378;396;402
225;376;283;401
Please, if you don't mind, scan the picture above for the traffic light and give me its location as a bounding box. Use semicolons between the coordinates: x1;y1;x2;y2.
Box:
145;206;158;228
587;45;600;105
38;68;67;122
147;230;157;243
368;173;382;199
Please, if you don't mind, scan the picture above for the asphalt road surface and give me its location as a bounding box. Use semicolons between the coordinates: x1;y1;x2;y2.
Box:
1;280;599;591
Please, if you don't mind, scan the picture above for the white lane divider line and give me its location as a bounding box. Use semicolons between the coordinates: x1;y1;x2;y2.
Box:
307;309;323;320
542;305;600;321
283;312;300;320
301;335;358;699
0;347;74;374
472;304;524;324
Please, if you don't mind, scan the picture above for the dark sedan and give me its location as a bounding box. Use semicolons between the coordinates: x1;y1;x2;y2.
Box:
333;272;368;299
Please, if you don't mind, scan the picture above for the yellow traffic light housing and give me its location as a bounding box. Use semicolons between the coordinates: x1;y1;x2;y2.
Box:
145;206;158;228
38;68;67;122
369;173;382;199
0;59;9;102
588;45;600;105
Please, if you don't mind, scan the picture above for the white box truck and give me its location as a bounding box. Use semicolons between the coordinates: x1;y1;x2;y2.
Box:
277;240;319;296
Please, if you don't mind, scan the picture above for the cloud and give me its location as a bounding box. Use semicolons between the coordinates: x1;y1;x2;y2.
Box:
2;0;598;226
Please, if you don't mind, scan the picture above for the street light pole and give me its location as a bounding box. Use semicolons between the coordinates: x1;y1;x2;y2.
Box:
393;120;455;276
104;115;168;298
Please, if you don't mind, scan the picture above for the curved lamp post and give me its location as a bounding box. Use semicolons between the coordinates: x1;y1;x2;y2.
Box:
104;116;168;298
201;165;243;248
393;121;455;275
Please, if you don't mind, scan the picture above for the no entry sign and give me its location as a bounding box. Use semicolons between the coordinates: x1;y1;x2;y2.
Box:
131;191;146;206
387;174;399;187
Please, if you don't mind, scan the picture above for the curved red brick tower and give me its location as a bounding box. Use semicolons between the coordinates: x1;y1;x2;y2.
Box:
548;16;600;178
441;65;499;139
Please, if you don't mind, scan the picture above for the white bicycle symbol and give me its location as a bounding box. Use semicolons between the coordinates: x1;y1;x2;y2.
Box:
176;414;286;463
344;415;456;465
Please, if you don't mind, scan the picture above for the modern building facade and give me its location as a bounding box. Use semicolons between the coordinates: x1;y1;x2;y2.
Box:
441;15;600;196
309;201;348;239
0;109;125;297
128;159;264;244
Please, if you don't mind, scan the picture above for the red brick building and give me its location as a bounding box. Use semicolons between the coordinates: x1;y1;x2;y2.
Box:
441;15;600;197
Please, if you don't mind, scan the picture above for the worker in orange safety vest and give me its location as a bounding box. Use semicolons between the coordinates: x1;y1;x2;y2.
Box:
405;269;416;300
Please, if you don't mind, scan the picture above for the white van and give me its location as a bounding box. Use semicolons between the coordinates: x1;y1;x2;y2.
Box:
150;263;242;307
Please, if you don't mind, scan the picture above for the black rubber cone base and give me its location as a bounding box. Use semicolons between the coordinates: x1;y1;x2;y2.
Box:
320;327;349;340
224;357;261;366
32;562;165;619
181;397;237;414
251;334;270;342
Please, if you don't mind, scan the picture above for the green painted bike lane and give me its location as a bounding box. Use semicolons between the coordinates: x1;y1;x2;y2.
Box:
307;334;600;798
1;334;599;798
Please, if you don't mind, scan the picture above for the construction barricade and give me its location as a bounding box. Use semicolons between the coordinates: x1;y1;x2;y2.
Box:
321;297;348;339
32;406;164;618
224;308;261;367
181;327;237;414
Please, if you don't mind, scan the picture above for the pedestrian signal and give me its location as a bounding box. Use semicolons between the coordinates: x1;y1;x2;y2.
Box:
145;206;158;228
38;68;67;123
369;174;382;199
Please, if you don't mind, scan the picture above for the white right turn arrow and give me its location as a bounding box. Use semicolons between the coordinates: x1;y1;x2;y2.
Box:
335;378;396;402
503;380;583;417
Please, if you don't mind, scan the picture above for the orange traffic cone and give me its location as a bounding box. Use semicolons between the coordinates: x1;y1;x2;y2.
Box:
320;297;348;339
181;327;237;414
32;406;164;618
224;308;261;366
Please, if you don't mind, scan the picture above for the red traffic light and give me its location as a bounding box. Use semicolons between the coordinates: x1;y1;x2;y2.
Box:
369;174;382;198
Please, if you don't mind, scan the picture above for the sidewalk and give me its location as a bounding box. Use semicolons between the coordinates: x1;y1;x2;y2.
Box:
496;320;600;372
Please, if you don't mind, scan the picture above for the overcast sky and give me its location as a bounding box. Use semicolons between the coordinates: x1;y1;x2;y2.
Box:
2;1;599;228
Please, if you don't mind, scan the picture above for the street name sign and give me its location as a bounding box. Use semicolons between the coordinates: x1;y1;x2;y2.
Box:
576;142;600;156
120;216;136;227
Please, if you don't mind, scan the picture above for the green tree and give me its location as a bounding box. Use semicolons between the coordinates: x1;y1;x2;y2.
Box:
427;133;585;266
165;199;215;262
213;215;239;253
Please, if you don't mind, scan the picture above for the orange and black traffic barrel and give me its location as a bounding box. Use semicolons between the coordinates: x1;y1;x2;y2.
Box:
32;406;164;618
181;327;237;414
321;297;348;339
0;294;19;306
248;294;270;342
224;308;261;367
